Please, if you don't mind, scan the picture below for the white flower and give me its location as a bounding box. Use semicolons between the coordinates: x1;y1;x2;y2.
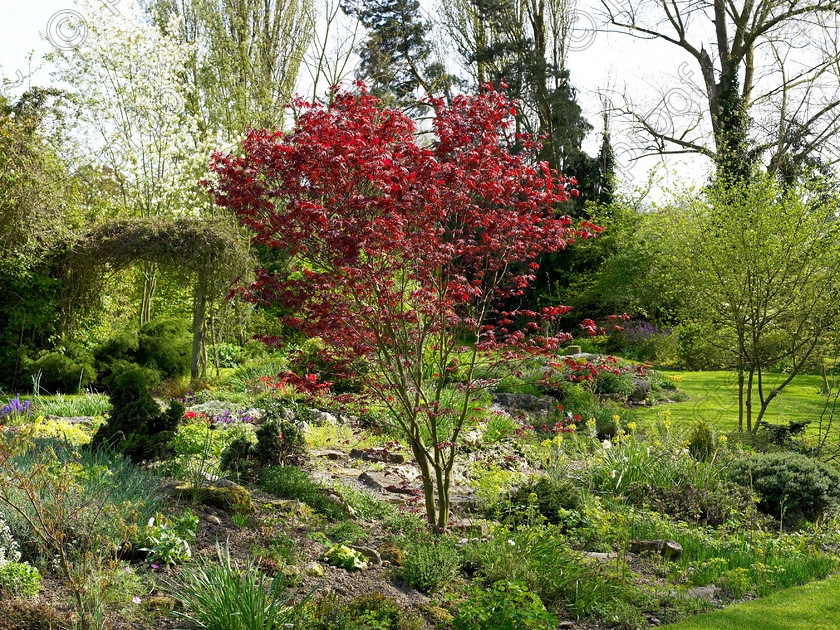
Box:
507;539;515;546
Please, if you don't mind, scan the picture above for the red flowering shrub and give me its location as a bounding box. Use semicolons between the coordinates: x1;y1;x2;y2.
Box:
209;85;597;527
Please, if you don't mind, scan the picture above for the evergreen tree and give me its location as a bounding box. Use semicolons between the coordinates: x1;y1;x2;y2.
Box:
341;0;454;104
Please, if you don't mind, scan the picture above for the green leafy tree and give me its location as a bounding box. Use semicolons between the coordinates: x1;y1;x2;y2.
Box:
657;174;840;432
0;91;83;388
145;0;315;140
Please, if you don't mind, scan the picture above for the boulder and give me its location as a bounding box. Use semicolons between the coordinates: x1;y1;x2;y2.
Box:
349;545;382;566
629;377;652;403
173;483;255;515
311;410;338;426
349;447;406;464
490;392;558;417
313;449;350;461
629;539;682;561
685;585;720;601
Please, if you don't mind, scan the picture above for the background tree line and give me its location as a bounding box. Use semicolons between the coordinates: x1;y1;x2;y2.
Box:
1;0;839;438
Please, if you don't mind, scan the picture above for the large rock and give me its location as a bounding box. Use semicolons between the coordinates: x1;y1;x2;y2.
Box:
359;470;415;493
629;539;682;561
312;449;350;461
629;377;652;403
173;483;255;515
349;545;382;566
491;392;558;417
311;409;338;426
685;585;720;601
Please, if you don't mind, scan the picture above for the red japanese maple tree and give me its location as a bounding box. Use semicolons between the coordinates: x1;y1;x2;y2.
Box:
209;85;597;528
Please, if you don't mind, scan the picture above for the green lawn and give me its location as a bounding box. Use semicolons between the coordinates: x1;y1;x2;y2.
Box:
631;371;830;437
661;574;840;629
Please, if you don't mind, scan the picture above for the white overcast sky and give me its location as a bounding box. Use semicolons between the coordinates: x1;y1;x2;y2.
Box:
0;0;711;200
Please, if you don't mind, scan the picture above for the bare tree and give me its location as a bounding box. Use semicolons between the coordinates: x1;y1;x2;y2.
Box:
600;0;840;180
301;0;363;101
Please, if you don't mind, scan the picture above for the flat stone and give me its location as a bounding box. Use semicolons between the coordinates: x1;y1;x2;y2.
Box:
558;622;576;629
301;561;325;577
686;585;720;601
583;551;618;562
359;470;413;493
349;545;381;566
313;449;350;461
349;448;406;464
206;514;222;526
448;493;479;512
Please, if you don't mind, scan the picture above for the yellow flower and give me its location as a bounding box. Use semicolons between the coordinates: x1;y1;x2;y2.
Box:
719;435;728;443
612;414;621;423
626;422;637;431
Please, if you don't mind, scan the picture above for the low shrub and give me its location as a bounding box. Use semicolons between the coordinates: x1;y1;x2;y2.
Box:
498;477;582;525
452;580;556;630
0;561;41;598
459;523;616;617
728;452;840;522
28;345;95;394
399;531;460;593
327;520;367;544
688;418;717;461
134;510;198;566
299;592;422;630
220;418;307;479
593;371;635;398
626;480;759;526
89;365;183;462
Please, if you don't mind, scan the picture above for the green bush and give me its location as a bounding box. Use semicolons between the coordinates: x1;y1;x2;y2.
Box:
220;416;307;479
453;580;556;630
216;343;244;368
93;330;139;371
90;365;183;462
729;452;840;522
28;345;95;394
134;510;198;566
593;371;635;398
499;477;582;525
137;316;192;378
399;532;460;593
0;561;41;598
299;592;422;630
459;523;616;616
688;418;717;461
626;480;759;526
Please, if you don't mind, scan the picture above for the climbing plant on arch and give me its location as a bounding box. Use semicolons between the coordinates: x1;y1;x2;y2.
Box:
61;217;251;379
